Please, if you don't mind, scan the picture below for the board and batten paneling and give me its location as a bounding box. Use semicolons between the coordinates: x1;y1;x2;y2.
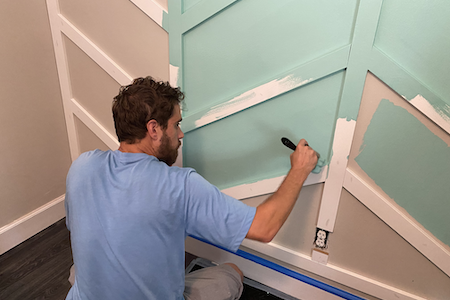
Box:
173;0;450;299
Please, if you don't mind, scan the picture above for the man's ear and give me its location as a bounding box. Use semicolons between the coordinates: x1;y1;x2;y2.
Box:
147;119;161;140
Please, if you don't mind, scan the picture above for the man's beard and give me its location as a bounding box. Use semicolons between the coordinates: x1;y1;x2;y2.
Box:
158;132;180;166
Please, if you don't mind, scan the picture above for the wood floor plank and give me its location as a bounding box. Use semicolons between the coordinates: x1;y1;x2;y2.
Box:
0;218;72;300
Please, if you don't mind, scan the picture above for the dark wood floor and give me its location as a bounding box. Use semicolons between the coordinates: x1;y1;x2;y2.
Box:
0;218;73;300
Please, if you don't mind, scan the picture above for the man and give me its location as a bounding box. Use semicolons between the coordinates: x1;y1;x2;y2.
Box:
65;76;318;300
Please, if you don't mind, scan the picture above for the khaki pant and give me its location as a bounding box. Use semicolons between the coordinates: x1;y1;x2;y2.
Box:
68;263;243;300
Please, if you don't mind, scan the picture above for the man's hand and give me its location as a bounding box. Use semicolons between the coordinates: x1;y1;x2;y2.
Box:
290;139;318;175
246;138;320;243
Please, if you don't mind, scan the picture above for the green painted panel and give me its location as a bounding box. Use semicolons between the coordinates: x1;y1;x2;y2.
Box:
355;99;450;246
374;0;450;106
182;0;357;114
182;0;202;13
183;71;344;190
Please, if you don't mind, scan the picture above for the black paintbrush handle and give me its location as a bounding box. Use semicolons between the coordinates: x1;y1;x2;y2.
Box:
281;137;296;151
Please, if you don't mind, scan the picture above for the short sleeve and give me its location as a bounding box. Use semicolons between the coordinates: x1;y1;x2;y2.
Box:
184;171;256;252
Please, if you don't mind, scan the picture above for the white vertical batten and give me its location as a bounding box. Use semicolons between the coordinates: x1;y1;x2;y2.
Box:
46;0;80;160
316;118;356;231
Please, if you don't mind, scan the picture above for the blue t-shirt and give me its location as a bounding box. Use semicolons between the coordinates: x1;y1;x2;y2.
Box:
65;150;256;300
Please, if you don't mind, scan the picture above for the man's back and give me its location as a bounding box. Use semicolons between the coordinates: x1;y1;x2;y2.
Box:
65;150;255;300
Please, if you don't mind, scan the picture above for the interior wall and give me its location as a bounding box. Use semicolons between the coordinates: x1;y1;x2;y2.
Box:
0;0;71;236
41;0;450;298
55;0;170;159
172;0;450;299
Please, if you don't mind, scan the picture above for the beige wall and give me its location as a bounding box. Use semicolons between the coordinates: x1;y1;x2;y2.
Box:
0;0;169;254
0;0;71;229
57;0;170;155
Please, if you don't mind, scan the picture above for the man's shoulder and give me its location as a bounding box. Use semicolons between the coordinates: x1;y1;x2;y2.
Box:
70;149;110;171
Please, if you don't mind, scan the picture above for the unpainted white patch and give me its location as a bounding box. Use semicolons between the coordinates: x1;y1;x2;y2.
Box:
409;94;450;134
169;65;179;87
194;75;313;128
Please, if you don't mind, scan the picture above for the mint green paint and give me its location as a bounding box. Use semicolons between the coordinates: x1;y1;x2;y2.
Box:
370;48;437;101
370;48;450;123
183;71;344;190
375;0;450;107
181;45;350;133
162;11;169;31
355;99;450;246
181;0;240;33
312;158;326;174
182;0;202;13
182;0;357;113
336;0;382;121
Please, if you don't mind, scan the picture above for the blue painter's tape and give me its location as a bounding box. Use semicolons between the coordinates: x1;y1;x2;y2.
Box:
191;236;365;300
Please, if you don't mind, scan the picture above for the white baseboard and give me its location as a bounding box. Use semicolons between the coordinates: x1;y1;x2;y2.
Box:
0;194;66;255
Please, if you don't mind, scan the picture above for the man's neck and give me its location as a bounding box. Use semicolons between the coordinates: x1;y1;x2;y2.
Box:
118;140;157;157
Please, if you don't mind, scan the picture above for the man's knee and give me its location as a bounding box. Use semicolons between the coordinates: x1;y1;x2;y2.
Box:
224;263;243;282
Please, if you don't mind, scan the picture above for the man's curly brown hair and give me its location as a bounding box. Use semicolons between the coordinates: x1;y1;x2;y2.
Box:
112;76;184;144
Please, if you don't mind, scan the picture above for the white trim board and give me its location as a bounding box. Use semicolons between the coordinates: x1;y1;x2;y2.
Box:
71;98;119;151
47;0;133;160
343;168;450;277
0;195;66;255
222;166;328;200
316;118;356;232
186;237;424;300
46;0;80;161
129;0;167;29
239;239;425;300
58;13;132;86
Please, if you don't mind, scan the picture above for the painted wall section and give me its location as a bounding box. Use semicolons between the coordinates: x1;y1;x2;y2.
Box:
184;72;344;189
375;0;450;109
182;0;201;13
182;0;357;113
355;99;450;246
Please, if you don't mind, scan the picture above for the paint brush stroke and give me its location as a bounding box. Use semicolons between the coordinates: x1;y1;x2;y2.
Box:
194;75;313;128
355;99;450;246
404;94;450;134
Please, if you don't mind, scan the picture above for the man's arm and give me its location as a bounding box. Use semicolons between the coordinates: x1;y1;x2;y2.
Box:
246;139;318;243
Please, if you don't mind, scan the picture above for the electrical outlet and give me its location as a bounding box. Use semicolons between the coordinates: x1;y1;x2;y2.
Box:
314;228;329;249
